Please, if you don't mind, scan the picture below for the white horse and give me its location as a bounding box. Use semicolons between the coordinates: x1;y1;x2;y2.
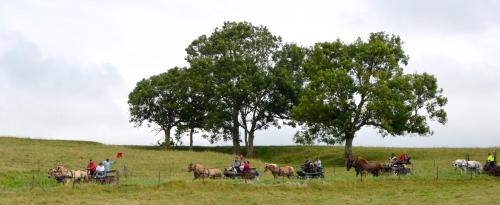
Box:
459;160;482;176
451;159;483;175
452;159;466;170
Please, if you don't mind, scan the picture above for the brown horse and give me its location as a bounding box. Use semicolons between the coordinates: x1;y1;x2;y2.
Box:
347;156;383;177
263;163;294;179
187;163;207;180
204;168;222;179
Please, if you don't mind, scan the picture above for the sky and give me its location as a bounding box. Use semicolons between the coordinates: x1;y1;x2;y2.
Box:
1;0;499;147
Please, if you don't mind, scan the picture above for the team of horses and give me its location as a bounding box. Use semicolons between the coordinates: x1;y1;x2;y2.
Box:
451;159;483;175
187;163;223;180
47;165;89;183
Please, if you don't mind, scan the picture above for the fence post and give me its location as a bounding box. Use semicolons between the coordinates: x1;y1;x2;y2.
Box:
436;164;439;180
123;165;128;178
157;170;161;188
116;170;120;185
30;174;35;191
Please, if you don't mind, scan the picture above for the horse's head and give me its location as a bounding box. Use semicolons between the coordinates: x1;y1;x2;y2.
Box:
187;163;193;172
264;163;269;172
47;168;57;178
346;159;355;171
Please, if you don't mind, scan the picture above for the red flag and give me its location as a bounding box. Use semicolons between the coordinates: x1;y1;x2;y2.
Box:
116;152;124;158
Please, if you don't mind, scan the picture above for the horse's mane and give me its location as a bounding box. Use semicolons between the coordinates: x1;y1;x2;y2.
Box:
356;156;368;164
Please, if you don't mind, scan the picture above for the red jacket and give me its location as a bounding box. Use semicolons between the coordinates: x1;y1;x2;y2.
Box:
87;162;97;172
243;163;250;172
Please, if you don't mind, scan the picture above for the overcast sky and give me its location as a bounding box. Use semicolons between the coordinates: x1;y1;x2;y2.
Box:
1;0;499;147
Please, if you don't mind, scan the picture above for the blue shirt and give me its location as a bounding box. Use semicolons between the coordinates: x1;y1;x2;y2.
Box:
102;160;114;172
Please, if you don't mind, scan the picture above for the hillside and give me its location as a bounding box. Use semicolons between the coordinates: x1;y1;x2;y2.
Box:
0;137;499;205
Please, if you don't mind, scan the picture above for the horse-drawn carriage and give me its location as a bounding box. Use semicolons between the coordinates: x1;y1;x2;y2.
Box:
296;164;324;179
48;166;119;184
383;162;412;176
483;162;500;176
223;167;258;179
90;170;120;184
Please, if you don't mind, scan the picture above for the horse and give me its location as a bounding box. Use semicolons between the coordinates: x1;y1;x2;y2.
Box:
48;165;73;184
459;160;482;176
346;156;383;177
263;163;294;179
346;160;363;177
452;159;466;170
188;163;207;180
71;170;89;182
204;168;222;179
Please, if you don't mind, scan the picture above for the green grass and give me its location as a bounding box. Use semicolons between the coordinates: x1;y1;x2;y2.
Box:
0;136;499;204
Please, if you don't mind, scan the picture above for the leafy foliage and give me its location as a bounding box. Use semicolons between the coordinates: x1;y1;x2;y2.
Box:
292;32;447;159
128;67;188;149
186;21;301;155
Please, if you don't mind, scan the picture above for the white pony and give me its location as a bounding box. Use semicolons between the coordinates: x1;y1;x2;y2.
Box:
452;159;466;170
454;160;482;176
462;160;482;175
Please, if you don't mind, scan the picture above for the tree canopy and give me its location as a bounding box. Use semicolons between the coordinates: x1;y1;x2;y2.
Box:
186;21;301;156
292;32;447;162
128;67;189;149
128;22;447;159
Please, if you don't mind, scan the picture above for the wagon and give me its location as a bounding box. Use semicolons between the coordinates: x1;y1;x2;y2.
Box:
383;163;412;176
90;170;120;184
296;165;324;179
483;162;500;176
223;167;258;179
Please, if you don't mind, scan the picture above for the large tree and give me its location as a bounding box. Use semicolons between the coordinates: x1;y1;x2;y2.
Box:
292;32;447;163
186;21;299;156
128;67;187;150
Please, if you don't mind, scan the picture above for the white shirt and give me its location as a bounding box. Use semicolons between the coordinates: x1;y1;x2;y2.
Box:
96;165;105;172
315;160;322;168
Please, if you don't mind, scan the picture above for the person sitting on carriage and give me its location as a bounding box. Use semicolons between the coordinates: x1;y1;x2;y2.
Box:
87;159;97;176
388;153;398;166
243;161;251;173
487;153;495;166
314;158;323;173
303;158;313;173
232;156;242;174
95;163;106;179
398;153;409;164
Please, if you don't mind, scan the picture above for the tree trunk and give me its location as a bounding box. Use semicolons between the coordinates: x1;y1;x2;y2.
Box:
344;135;354;165
231;106;241;155
163;127;171;150
189;127;194;151
244;129;248;149
246;131;255;157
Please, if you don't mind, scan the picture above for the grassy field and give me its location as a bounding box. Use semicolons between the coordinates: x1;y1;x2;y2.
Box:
0;136;499;205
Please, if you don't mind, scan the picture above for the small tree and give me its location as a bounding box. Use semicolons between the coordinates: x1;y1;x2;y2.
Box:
292;32;447;163
128;67;187;150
